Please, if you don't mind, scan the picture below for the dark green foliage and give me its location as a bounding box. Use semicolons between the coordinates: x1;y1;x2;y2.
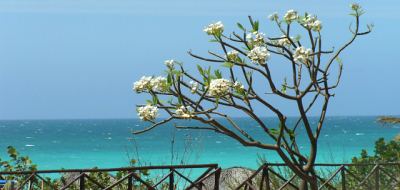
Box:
351;137;400;164
348;138;400;189
0;147;155;190
0;146;37;182
0;146;37;173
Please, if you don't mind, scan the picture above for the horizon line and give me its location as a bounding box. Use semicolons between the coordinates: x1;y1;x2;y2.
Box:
1;114;399;121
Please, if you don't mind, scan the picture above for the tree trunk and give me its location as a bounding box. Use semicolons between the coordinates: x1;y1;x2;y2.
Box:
299;180;308;190
299;180;318;190
299;172;318;190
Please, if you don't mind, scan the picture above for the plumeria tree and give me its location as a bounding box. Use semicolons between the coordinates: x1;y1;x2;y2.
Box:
133;4;371;189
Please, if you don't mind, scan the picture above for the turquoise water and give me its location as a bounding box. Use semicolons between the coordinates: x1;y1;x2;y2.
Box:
0;116;399;170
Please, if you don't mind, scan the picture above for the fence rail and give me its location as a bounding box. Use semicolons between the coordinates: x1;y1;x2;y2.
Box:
0;163;399;190
238;163;400;190
0;164;220;190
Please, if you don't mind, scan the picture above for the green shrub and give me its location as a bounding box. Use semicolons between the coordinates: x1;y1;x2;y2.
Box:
348;138;400;189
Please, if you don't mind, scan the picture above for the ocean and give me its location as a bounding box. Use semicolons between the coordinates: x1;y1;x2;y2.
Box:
0;116;399;170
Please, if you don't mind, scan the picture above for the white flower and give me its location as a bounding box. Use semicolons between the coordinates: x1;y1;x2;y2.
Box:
137;105;158;121
175;106;193;119
301;15;322;32
227;50;239;61
133;76;153;93
164;59;175;68
133;76;168;93
277;35;292;46
209;78;231;97
269;12;279;21
150;76;168;92
246;31;265;46
311;20;322;32
190;81;199;93
247;46;270;65
233;81;245;91
203;21;224;35
293;47;312;64
284;10;298;23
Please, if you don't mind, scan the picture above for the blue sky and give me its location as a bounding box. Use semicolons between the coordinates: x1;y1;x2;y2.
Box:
0;0;399;120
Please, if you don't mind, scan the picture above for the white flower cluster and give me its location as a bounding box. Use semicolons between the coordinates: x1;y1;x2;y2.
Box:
226;50;239;61
137;105;158;121
164;59;176;68
284;10;298;23
151;76;168;91
208;78;231;97
268;12;279;21
277;35;292;46
203;21;224;35
133;76;152;93
246;31;265;46
247;46;270;65
175;106;193;119
133;76;168;93
233;81;245;92
301;15;322;32
293;47;312;64
190;81;199;93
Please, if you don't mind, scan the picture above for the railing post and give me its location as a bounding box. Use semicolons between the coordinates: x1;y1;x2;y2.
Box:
262;165;271;190
28;178;32;190
375;165;380;190
169;169;174;190
341;166;346;190
128;173;133;190
28;173;35;190
79;172;85;190
214;168;220;190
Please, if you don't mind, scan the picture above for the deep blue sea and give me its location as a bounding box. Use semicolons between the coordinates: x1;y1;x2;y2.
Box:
0;117;399;170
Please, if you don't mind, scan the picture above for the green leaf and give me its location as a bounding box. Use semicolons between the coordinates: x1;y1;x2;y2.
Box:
222;62;234;68
287;129;296;140
172;70;182;77
270;128;279;135
252;20;259;32
197;65;204;75
167;73;172;84
152;96;158;104
178;96;183;105
237;22;245;31
7;146;18;159
214;70;222;78
281;78;287;94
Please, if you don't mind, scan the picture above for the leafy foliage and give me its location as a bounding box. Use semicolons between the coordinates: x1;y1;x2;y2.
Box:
0;147;154;190
348;138;400;189
0;146;37;173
